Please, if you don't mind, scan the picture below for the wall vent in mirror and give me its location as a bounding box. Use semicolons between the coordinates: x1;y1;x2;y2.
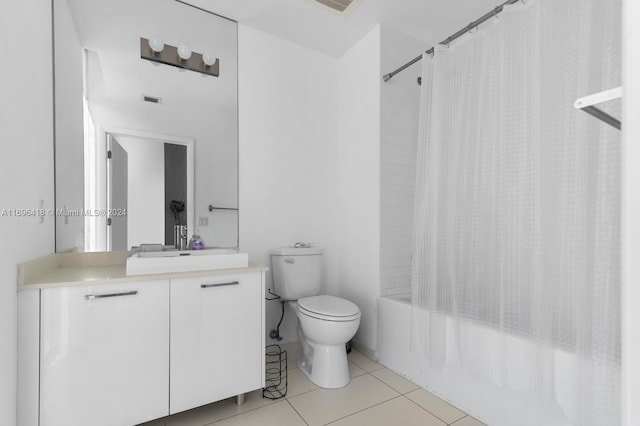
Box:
140;38;219;77
142;95;161;104
315;0;355;12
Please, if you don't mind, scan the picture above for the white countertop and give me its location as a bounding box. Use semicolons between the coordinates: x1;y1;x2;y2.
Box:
17;252;267;291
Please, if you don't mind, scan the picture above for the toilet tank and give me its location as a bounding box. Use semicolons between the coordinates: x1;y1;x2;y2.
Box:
270;247;323;300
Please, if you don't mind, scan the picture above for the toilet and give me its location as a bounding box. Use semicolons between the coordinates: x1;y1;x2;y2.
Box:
271;247;361;389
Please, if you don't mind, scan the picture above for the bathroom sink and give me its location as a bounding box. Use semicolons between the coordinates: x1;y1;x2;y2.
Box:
135;247;240;258
126;248;248;276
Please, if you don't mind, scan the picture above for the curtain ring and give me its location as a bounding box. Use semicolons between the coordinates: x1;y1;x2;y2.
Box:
467;22;478;34
494;6;501;18
444;37;451;48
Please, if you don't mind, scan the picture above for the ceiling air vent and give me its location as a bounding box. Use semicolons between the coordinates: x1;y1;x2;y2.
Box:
142;95;161;104
315;0;355;12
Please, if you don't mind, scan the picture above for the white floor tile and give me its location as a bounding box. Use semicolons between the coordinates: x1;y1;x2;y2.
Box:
284;363;365;400
164;390;274;426
347;349;384;372
451;415;488;426
137;418;166;425
209;401;306;426
285;368;318;398
287;373;399;426
405;388;466;424
348;361;367;378
370;368;419;394
328;396;446;426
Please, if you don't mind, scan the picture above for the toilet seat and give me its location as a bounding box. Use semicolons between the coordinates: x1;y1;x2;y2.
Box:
297;295;361;322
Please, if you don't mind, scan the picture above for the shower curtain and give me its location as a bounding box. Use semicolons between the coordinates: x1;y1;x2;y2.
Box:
410;0;620;424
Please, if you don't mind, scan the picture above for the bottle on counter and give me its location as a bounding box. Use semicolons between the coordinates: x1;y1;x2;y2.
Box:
189;234;205;250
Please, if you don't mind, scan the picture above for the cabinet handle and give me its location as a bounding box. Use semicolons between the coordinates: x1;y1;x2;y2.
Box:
84;290;138;300
200;281;239;289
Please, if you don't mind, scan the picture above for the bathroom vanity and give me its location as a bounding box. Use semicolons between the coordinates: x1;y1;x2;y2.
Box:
17;252;266;426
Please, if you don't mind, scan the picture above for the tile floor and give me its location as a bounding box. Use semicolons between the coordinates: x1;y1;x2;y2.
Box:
141;349;485;426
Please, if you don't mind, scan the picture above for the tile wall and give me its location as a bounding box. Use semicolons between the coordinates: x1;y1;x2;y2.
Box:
379;27;427;298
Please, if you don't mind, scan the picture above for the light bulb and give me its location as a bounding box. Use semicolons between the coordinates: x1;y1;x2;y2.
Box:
148;38;164;54
177;45;192;61
202;53;217;67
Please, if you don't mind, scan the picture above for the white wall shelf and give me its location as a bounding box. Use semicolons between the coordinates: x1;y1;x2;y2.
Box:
574;86;622;130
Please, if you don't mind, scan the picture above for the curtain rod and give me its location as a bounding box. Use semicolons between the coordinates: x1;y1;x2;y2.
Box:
382;0;521;82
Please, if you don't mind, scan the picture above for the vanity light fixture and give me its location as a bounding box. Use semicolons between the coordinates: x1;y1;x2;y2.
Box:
148;38;165;54
315;0;355;12
140;37;219;77
177;45;192;61
202;53;216;67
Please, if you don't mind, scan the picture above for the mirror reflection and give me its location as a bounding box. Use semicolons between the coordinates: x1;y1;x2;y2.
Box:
54;0;239;253
105;132;193;251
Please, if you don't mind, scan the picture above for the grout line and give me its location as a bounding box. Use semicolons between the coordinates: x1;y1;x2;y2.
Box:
288;373;399;425
402;393;451;425
370;367;421;395
197;394;275;425
285;368;320;400
323;395;405;425
367;370;406;396
347;362;369;378
203;399;288;426
286;387;319;400
347;353;384;373
448;415;469;426
285;399;309;426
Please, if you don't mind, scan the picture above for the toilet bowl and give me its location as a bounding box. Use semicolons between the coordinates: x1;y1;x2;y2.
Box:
292;295;361;388
270;247;361;389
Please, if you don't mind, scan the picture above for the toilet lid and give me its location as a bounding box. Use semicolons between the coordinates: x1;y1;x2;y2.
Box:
297;295;360;318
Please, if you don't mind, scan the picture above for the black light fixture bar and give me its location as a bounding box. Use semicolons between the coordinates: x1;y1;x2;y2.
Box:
140;37;219;77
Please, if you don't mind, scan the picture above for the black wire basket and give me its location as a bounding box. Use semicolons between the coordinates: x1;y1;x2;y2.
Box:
263;344;287;400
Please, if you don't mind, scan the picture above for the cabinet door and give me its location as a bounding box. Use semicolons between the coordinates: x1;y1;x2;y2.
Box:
40;280;169;426
170;272;264;414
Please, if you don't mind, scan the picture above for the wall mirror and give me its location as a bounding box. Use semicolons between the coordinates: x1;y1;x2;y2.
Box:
54;0;238;253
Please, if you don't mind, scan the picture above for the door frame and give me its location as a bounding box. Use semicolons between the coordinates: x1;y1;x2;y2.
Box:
100;126;195;251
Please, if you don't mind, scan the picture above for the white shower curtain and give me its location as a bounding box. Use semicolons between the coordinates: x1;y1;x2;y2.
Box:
411;0;620;425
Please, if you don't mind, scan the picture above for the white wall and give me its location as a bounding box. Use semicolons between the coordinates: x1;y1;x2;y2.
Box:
379;26;427;298
239;24;385;355
0;1;55;424
336;26;382;355
238;25;342;343
114;136;165;248
622;1;640;425
239;23;386;357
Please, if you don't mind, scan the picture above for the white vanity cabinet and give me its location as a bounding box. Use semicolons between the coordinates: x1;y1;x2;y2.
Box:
39;279;170;426
17;259;267;426
170;271;265;414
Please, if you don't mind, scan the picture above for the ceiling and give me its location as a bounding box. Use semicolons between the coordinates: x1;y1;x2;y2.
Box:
180;0;507;57
63;0;509;114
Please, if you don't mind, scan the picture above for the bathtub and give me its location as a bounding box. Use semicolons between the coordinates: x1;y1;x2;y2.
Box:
377;296;589;426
